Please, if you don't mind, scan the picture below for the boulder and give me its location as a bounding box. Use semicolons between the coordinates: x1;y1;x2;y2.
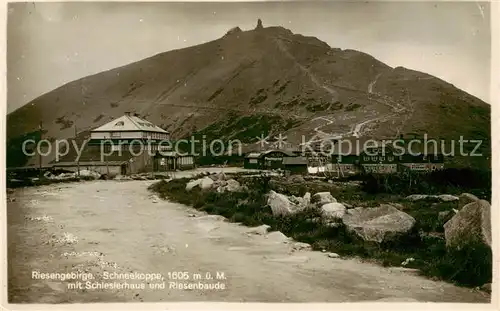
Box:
405;194;429;201
438;211;453;224
342;205;416;243
288;175;305;183
321;203;346;221
303;192;311;204
208;174;219;181
265;231;290;244
216;172;226;181
406;194;459;202
437;194;459;202
311;192;336;207
328;253;340;258
199;177;215;190
444;200;491;250
267;190;299;216
292;242;312;251
225;179;241;192
225;26;242;36
246;224;271;235
458;193;479;209
186;178;202;191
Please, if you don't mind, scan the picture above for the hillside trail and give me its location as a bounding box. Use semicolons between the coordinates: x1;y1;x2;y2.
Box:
274;38;410;141
7;178;490;303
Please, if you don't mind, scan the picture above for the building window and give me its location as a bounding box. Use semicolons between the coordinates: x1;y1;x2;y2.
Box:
249;159;258;164
114;121;124;126
142;132;147;138
111;132;121;138
388;156;394;162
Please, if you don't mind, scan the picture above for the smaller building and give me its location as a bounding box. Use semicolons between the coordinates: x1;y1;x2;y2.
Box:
282;156;308;174
243;150;298;170
243;152;262;169
153;151;195;171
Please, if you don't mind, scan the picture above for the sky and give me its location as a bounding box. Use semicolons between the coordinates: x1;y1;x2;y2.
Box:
7;1;491;113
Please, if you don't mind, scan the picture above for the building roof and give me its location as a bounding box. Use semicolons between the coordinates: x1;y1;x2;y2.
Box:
282;157;308;165
92;114;168;133
261;149;296;157
245;152;262;159
53;161;127;167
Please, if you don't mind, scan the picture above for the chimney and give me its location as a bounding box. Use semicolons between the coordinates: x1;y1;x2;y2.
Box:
124;111;131;116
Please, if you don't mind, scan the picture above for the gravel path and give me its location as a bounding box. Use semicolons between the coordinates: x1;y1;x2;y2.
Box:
7;179;490;303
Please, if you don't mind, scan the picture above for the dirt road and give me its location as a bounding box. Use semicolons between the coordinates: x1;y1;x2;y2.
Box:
7;180;490;303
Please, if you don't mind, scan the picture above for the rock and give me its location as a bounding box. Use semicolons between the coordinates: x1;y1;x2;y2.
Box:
405;194;429;201
325;222;342;228
267;190;300;216
246;225;271;235
265;231;290;244
288;175;305;183
406;194;459;202
401;257;415;266
480;283;492;293
208;174;219;181
292;242;311;251
328;252;340;258
79;169;101;179
389;202;404;209
303;192;311;203
458;193;479;209
224;179;241;192
185;179;202;191
438;211;453;223
343;203;353;209
444;200;491;250
341;205;416;243
321;203;346;221
200;177;214;190
437;194;459;202
225;26;242;36
216;172;226;181
311;192;336;207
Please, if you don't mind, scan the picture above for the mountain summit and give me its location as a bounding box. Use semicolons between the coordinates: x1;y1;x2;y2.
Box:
7;24;490;168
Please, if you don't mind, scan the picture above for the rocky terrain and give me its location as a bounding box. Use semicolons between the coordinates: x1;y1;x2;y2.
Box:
7;170;491;303
151;171;493;290
7;19;491;168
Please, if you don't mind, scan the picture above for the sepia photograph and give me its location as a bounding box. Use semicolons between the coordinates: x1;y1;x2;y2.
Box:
4;0;495;305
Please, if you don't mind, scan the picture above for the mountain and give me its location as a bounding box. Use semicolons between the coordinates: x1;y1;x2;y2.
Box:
7;20;491;168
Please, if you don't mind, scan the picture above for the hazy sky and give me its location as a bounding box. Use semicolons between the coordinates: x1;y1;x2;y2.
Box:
7;1;491;113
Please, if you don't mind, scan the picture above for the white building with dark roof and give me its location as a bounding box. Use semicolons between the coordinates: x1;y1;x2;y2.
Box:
90;112;169;141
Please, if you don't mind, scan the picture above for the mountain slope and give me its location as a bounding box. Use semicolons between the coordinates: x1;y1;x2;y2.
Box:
7;21;490;168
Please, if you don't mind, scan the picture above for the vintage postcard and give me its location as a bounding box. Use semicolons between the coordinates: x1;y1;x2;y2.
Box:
2;0;497;308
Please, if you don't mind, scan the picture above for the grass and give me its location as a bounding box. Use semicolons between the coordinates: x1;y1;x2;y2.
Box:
149;174;492;288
